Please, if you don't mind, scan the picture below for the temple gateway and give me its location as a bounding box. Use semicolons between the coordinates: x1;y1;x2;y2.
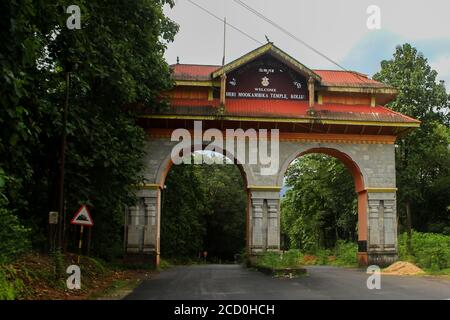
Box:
125;43;420;267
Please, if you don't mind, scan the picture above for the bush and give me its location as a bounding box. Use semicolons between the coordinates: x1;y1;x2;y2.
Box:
255;250;304;269
255;252;282;269
282;249;304;267
254;243;359;269
0;202;31;264
398;231;450;270
313;248;332;265
0;266;26;300
333;241;358;266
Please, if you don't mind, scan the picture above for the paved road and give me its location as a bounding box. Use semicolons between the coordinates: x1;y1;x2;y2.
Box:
125;264;450;300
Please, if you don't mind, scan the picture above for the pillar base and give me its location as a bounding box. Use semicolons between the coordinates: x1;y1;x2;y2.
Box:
123;252;159;267
357;252;369;266
367;251;397;267
246;254;258;267
246;250;281;267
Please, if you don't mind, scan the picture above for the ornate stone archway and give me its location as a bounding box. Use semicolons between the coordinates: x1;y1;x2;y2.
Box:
124;43;419;267
125;135;398;266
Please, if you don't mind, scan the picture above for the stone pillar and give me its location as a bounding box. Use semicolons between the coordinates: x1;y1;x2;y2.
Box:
126;205;143;253
143;194;159;253
125;186;161;266
250;198;264;253
248;188;281;255
367;191;397;266
266;199;280;251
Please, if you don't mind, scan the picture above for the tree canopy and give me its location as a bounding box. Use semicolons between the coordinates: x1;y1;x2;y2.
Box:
281;154;357;251
0;0;178;260
373;43;450;235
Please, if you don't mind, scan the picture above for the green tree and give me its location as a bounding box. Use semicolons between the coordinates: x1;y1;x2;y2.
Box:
0;1;179;259
373;44;450;251
160;164;207;258
196;163;246;261
281;154;357;251
161;156;247;261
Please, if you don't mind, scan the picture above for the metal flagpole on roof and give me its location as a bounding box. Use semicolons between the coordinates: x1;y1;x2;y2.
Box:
222;17;226;66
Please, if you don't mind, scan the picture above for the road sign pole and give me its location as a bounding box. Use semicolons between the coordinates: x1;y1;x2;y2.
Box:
87;227;92;256
77;225;84;264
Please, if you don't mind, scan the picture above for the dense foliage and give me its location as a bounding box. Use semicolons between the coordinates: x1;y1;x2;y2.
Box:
398;231;450;272
281;154;357;252
0;0;178;261
255;241;358;270
161;159;247;262
373;44;450;236
0;201;31;264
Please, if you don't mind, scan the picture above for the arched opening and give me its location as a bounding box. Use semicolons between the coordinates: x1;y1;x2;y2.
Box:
158;150;249;263
280;147;367;265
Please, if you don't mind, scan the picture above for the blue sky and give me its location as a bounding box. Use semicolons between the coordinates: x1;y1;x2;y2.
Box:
164;0;450;92
340;30;450;90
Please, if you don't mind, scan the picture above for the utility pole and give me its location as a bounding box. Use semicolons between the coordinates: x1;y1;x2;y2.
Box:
57;71;70;251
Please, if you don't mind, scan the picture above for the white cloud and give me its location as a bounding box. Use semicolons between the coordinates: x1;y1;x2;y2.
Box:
164;0;450;92
431;56;450;77
431;56;450;92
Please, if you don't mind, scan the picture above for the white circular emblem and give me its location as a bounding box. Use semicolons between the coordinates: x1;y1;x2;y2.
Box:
261;76;270;87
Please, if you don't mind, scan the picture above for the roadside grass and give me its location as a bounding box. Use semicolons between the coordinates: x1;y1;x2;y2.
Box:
252;232;450;277
417;268;450;277
398;231;450;274
159;257;212;266
0;252;153;300
89;278;142;300
0;265;29;300
252;241;359;272
158;258;173;270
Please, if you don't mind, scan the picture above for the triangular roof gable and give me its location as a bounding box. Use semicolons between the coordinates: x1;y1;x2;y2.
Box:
212;43;321;82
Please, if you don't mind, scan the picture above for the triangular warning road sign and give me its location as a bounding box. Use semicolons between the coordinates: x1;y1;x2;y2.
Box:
70;205;94;227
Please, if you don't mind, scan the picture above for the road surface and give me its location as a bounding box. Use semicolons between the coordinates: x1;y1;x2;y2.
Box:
125;264;450;300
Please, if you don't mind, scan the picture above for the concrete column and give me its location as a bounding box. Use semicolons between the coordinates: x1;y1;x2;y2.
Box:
367;191;397;266
143;196;158;253
266;199;280;250
125;187;161;265
249;189;281;255
250;198;264;253
126;205;144;253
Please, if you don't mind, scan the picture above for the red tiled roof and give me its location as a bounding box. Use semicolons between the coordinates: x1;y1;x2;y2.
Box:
170;64;220;81
170;64;387;87
154;98;419;124
313;70;386;87
225;99;417;123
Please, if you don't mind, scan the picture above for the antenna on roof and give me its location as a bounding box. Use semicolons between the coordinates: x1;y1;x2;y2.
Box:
176;56;180;64
222;17;227;66
265;35;271;43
